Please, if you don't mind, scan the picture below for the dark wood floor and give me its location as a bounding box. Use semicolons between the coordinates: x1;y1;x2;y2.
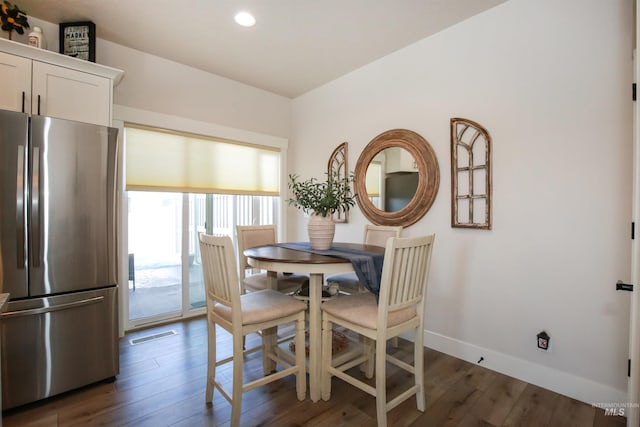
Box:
2;317;626;427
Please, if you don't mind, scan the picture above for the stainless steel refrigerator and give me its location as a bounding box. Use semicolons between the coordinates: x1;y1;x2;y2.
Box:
0;109;119;410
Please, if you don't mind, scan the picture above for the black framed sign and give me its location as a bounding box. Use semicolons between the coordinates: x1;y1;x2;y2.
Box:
59;21;96;62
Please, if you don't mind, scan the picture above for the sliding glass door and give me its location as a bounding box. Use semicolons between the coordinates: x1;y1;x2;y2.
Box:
127;192;207;327
187;194;207;311
125;191;277;329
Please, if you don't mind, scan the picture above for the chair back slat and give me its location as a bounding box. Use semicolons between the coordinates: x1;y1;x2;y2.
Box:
199;234;242;318
378;235;435;320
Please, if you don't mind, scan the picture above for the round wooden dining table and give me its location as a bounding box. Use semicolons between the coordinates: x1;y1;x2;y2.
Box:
243;243;381;402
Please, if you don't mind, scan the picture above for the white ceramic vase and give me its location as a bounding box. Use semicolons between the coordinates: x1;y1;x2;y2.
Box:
307;214;335;250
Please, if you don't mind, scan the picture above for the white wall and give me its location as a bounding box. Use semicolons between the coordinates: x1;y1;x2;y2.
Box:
290;0;633;404
99;39;291;139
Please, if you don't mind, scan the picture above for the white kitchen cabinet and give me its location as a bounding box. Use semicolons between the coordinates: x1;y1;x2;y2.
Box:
0;51;31;113
0;39;123;126
32;61;111;126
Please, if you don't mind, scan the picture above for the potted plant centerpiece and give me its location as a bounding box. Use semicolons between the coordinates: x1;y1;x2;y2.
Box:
287;171;356;250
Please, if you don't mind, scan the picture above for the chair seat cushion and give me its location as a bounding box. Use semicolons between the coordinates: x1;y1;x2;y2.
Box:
213;289;306;325
325;272;364;294
326;272;360;286
244;272;308;294
321;292;416;330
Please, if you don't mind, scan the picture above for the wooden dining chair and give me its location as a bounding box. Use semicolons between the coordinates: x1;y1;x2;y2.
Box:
236;224;309;294
325;224;402;295
199;233;307;427
321;234;435;427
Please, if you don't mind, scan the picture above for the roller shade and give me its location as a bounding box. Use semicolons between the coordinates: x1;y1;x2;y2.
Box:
125;124;280;195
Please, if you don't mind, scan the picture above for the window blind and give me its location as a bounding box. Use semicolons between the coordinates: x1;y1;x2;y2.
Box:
125;124;280;195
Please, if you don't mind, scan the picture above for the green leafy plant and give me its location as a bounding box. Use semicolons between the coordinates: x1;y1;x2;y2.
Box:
0;1;29;39
287;170;356;218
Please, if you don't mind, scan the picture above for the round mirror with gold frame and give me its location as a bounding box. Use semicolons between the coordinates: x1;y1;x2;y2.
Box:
354;129;439;227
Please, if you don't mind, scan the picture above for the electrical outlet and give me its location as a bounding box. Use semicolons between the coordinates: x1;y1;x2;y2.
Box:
537;331;550;351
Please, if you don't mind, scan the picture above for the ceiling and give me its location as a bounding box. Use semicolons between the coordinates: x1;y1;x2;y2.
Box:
17;0;507;98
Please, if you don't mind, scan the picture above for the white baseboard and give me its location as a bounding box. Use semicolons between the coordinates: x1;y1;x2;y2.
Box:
423;330;627;407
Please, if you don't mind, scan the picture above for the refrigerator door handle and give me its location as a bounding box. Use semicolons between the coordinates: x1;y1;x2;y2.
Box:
16;144;25;269
31;146;40;268
2;296;105;318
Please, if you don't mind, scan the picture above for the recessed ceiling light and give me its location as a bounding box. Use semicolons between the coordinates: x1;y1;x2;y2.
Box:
234;11;256;27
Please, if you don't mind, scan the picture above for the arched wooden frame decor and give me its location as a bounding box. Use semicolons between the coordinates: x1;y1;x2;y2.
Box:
327;142;349;223
450;118;492;229
354;129;440;227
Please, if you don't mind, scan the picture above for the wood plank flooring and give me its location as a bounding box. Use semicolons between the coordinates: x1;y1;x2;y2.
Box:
2;317;626;426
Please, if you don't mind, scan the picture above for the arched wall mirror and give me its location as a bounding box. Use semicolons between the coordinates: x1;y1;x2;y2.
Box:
354;129;440;227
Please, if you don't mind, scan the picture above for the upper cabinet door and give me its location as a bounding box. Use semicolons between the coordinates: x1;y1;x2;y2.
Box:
31;61;111;126
0;51;32;113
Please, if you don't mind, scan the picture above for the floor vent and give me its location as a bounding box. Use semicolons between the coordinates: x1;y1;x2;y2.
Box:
129;330;177;346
